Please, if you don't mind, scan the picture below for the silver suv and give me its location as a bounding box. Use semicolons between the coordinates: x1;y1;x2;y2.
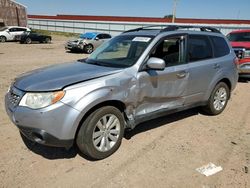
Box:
65;32;112;54
5;25;238;159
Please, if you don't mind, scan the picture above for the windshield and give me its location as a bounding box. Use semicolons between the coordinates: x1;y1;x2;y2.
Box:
85;35;153;68
0;27;8;31
227;32;250;42
80;32;97;40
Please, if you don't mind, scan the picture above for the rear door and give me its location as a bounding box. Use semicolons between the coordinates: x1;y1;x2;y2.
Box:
135;34;189;119
184;34;219;104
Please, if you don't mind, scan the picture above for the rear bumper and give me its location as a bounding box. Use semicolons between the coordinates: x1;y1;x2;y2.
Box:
238;62;250;77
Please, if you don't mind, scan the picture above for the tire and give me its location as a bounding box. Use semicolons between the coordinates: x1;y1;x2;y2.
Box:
0;36;6;42
45;38;51;43
25;38;32;44
84;44;94;54
76;106;125;160
202;82;230;115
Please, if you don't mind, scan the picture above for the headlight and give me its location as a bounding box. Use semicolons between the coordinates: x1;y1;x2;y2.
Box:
19;91;65;109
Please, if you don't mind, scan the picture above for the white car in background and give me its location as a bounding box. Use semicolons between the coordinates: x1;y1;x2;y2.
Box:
0;26;30;42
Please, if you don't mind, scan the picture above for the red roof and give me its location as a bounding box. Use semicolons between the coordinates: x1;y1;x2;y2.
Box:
28;14;250;25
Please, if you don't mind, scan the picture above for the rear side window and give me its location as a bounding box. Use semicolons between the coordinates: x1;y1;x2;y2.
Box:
210;36;230;57
103;34;111;39
188;35;213;62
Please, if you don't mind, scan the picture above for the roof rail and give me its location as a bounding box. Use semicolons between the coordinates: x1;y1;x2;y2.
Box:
123;25;221;34
123;25;166;33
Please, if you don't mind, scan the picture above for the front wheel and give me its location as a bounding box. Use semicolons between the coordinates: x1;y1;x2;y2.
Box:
25;38;32;44
76;106;125;160
84;44;94;54
202;82;230;115
0;36;6;42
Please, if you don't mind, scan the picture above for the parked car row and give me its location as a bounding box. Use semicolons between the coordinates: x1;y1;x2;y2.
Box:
0;26;52;44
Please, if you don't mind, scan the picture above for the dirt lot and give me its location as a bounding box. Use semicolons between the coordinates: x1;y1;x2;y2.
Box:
0;35;250;188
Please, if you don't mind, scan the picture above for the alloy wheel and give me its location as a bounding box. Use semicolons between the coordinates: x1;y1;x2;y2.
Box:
92;114;121;152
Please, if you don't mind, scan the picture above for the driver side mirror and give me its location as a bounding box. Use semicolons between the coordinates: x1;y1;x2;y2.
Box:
146;57;165;70
95;37;99;41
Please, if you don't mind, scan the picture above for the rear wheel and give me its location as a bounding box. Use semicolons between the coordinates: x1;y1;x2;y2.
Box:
84;44;94;54
0;36;6;42
76;106;125;160
202;82;230;115
25;38;32;44
45;37;51;43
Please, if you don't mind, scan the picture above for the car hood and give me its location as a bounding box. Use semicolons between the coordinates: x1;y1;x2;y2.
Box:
14;61;122;92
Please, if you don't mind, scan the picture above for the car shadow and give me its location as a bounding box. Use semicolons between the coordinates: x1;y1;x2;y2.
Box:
21;108;200;160
20;133;78;160
238;78;250;83
124;108;199;139
66;50;85;54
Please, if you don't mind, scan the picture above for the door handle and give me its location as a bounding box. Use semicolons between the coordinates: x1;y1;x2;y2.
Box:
176;71;187;79
214;64;220;69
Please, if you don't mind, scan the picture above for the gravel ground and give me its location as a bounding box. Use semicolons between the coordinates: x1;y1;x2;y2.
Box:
0;35;249;188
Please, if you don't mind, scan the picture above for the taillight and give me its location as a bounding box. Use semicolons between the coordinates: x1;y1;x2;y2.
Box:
234;57;239;68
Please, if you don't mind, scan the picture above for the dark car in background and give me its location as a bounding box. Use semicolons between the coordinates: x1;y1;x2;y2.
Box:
20;31;52;44
65;32;111;53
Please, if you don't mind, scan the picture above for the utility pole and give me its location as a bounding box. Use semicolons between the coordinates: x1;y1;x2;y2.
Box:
172;0;178;23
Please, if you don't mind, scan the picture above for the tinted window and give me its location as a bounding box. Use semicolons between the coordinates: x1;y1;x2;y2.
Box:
227;32;250;42
15;28;26;32
103;34;111;39
210;36;230;57
9;28;16;32
188;35;212;62
96;34;103;39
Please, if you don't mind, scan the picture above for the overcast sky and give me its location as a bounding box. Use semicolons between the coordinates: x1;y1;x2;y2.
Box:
17;0;250;20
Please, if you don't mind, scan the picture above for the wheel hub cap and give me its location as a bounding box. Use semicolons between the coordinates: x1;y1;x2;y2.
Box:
213;87;227;111
92;114;120;152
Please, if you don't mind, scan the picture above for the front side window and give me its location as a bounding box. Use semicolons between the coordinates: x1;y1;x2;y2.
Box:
227;32;250;42
188;35;213;62
9;28;17;32
86;35;153;68
150;36;185;67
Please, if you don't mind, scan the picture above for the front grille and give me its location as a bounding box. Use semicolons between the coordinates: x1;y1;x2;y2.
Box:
233;48;245;59
7;87;23;108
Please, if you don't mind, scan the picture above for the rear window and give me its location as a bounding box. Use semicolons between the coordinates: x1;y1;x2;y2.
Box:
210;36;230;57
227;32;250;42
188;35;213;62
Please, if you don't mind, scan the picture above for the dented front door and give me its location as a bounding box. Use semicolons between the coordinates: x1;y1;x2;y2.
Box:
134;35;189;118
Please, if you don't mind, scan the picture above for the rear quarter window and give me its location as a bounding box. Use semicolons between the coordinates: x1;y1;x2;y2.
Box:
210;36;230;57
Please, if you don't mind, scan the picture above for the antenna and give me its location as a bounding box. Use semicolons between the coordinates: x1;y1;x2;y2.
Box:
172;0;178;23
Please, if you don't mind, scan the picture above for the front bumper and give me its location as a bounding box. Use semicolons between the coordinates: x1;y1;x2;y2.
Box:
5;89;81;148
65;44;82;51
